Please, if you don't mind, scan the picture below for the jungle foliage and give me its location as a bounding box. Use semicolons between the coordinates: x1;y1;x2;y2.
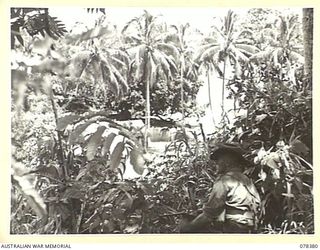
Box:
11;7;313;234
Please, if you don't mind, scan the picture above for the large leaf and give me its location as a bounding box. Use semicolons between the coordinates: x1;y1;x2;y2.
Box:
290;139;309;155
56;114;80;131
86;126;107;161
261;152;280;169
29;163;60;178
109;142;125;171
76;162;94;181
68;51;94;78
255;114;268;124
129;148;145;175
62;184;85;200
12;161;47;221
68;120;96;145
101;132;117;156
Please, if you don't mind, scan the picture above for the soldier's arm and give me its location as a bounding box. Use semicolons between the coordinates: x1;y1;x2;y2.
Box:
180;213;211;233
180;178;228;233
202;178;228;218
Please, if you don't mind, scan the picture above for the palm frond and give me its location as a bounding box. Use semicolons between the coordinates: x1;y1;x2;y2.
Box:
110;64;129;94
146;21;157;40
111;49;131;69
287;22;298;42
102;61;120;95
229;45;249;62
98;53;127;96
194;43;218;62
211;25;227;40
147;53;158;89
156;42;180;62
197;45;220;64
249;48;274;63
21;12;67;41
181;23;190;36
121;17;139;34
165;54;178;73
236;44;260;56
152;50;172;81
163;33;180;45
122;35;143;46
69;51;94;78
235;38;255;45
169;24;179;33
233;29;254;40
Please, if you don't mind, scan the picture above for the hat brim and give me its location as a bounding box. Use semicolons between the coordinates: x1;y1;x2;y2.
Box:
210;147;249;165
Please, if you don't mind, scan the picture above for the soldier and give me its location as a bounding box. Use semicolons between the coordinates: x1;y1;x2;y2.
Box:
180;143;261;233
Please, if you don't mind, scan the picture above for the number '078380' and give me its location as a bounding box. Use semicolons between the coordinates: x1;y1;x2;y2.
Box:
300;244;318;248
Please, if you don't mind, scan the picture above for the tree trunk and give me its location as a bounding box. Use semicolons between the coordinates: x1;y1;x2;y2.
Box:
221;57;227;115
302;8;313;89
302;8;313;164
180;56;185;120
145;78;150;150
207;66;215;125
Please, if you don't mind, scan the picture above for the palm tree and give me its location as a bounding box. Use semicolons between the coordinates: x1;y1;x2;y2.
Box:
165;23;198;121
195;10;259;117
122;10;178;149
67;23;130;99
249;14;304;74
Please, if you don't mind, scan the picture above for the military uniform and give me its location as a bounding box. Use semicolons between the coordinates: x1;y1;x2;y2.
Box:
203;169;261;233
180;143;261;234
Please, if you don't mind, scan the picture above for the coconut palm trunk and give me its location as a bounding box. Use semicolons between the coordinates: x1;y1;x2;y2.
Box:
207;66;215;125
221;57;227;115
180;57;185;120
122;11;179;150
145;76;151;150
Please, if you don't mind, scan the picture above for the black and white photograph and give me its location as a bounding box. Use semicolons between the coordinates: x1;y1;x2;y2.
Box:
10;7;314;235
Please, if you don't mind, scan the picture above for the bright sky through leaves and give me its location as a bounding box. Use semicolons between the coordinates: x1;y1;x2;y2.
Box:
49;7;302;133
